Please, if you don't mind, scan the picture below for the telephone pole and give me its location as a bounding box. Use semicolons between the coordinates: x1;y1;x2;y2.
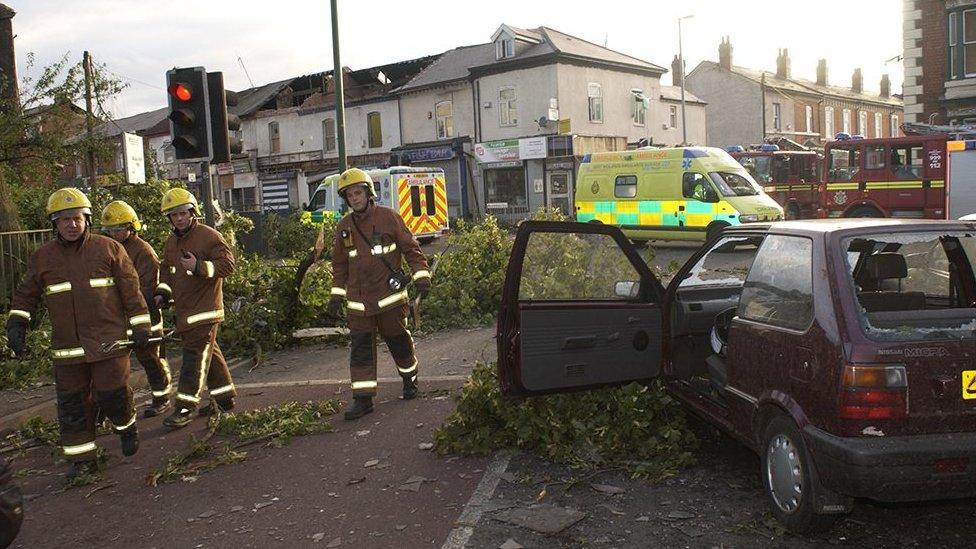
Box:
330;0;347;172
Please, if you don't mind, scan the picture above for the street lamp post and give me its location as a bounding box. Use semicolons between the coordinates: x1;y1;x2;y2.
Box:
678;14;694;146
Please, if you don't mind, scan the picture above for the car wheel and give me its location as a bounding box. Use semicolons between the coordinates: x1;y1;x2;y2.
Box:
846;205;883;218
761;415;839;535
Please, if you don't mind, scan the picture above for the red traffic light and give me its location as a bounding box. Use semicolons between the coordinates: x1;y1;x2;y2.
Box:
168;83;192;102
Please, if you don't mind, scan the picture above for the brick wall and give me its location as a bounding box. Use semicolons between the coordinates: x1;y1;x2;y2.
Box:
914;0;947;124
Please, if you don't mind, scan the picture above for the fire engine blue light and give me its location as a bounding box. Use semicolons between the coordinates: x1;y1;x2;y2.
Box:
726;145;745;153
760;144;780;151
835;132;851;141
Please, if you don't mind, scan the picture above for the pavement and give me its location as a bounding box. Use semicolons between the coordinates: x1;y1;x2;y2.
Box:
8;379;486;548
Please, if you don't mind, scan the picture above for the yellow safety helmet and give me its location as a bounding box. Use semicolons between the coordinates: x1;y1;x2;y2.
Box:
46;188;92;220
336;167;377;198
160;187;199;215
101;200;142;232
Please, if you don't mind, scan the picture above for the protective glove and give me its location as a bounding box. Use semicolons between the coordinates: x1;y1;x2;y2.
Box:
415;278;431;299
5;317;27;359
130;330;150;350
326;296;344;318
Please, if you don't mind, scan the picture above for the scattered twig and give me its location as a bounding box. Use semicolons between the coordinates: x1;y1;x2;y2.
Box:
232;432;280;450
85;480;118;499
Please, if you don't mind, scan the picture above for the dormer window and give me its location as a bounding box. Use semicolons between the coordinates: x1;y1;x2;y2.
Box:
496;37;514;60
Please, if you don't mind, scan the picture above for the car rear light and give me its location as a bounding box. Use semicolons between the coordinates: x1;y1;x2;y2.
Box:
838;364;907;420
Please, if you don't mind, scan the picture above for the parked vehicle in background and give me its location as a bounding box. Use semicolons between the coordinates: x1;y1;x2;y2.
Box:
729;144;822;220
304;167;450;242
574;147;783;243
947;139;976;220
819;133;948;219
496;218;976;534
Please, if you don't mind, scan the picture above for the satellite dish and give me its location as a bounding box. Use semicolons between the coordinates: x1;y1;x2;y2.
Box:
537;116;549;128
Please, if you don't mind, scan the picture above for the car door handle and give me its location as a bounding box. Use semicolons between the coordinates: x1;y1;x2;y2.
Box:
562;335;597;350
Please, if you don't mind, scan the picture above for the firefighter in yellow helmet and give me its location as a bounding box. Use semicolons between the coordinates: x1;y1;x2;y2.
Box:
327;168;431;420
6;188;149;480
101;201;173;417
153;188;237;428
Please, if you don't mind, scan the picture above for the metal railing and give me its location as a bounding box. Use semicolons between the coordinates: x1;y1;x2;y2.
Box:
1;229;52;310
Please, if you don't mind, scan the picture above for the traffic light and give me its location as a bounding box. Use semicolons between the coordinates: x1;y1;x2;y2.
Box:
166;67;212;162
206;71;243;164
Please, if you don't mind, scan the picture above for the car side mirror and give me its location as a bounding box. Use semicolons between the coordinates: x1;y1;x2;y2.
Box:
302;202;310;211
614;281;639;298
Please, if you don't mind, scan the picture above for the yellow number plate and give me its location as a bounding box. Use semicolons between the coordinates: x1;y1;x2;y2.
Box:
964;370;976;400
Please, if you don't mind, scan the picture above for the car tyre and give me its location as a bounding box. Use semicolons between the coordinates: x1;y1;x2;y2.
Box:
760;415;839;535
846;205;883;218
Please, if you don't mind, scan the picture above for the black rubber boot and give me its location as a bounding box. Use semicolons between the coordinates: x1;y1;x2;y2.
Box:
198;397;235;416
402;376;418;400
143;396;172;419
343;396;374;420
67;460;98;482
119;426;139;457
163;407;194;429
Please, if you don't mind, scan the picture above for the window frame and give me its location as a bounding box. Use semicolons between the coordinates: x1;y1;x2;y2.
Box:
268;121;280;154
632;90;647;126
805;105;813;133
614;175;638;198
825;106;835;138
323;118;336;152
669;105;677;129
891;114;900;137
842;108;852;134
874;112;883;138
499;87;518;127
859;110;868;136
496;37;514;60
772;102;782;131
367;111;382;149
587;83;604;123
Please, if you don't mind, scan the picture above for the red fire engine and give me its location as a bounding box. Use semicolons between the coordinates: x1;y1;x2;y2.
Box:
729;143;822;219
818;133;947;219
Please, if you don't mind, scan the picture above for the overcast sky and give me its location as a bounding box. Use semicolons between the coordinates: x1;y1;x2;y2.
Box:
8;0;904;119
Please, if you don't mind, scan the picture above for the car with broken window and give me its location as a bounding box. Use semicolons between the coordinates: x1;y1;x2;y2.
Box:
496;218;976;533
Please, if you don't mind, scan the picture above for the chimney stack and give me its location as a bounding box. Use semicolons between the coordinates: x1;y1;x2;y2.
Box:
775;48;791;79
671;55;685;86
816;59;828;86
719;36;732;70
879;73;891;98
851;68;863;94
0;4;17;106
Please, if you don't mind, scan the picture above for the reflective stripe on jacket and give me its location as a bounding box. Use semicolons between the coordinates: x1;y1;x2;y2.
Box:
9;233;151;364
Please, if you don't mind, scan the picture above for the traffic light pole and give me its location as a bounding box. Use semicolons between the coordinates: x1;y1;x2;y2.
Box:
201;161;215;226
330;0;347;172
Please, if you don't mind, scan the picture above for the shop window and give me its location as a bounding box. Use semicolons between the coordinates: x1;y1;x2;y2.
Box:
484;167;526;207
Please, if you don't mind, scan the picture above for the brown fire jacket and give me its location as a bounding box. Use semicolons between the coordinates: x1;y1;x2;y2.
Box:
9;232;151;365
122;233;163;333
330;202;430;316
156;220;235;333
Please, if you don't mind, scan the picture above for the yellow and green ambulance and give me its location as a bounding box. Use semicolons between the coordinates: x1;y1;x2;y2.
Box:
575;147;783;242
302;166;450;242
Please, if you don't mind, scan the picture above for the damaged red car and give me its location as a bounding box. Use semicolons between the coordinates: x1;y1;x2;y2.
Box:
496;219;976;533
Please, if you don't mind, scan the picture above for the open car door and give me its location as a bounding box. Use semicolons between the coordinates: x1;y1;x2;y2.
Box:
496;221;666;397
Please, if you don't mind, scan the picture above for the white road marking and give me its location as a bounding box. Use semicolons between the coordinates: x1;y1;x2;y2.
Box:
441;451;512;549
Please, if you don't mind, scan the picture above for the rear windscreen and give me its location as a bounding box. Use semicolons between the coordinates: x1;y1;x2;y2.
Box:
843;231;976;340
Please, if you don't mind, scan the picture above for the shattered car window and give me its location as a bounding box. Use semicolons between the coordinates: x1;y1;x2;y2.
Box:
519;231;642;301
843;231;976;341
679;236;762;288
